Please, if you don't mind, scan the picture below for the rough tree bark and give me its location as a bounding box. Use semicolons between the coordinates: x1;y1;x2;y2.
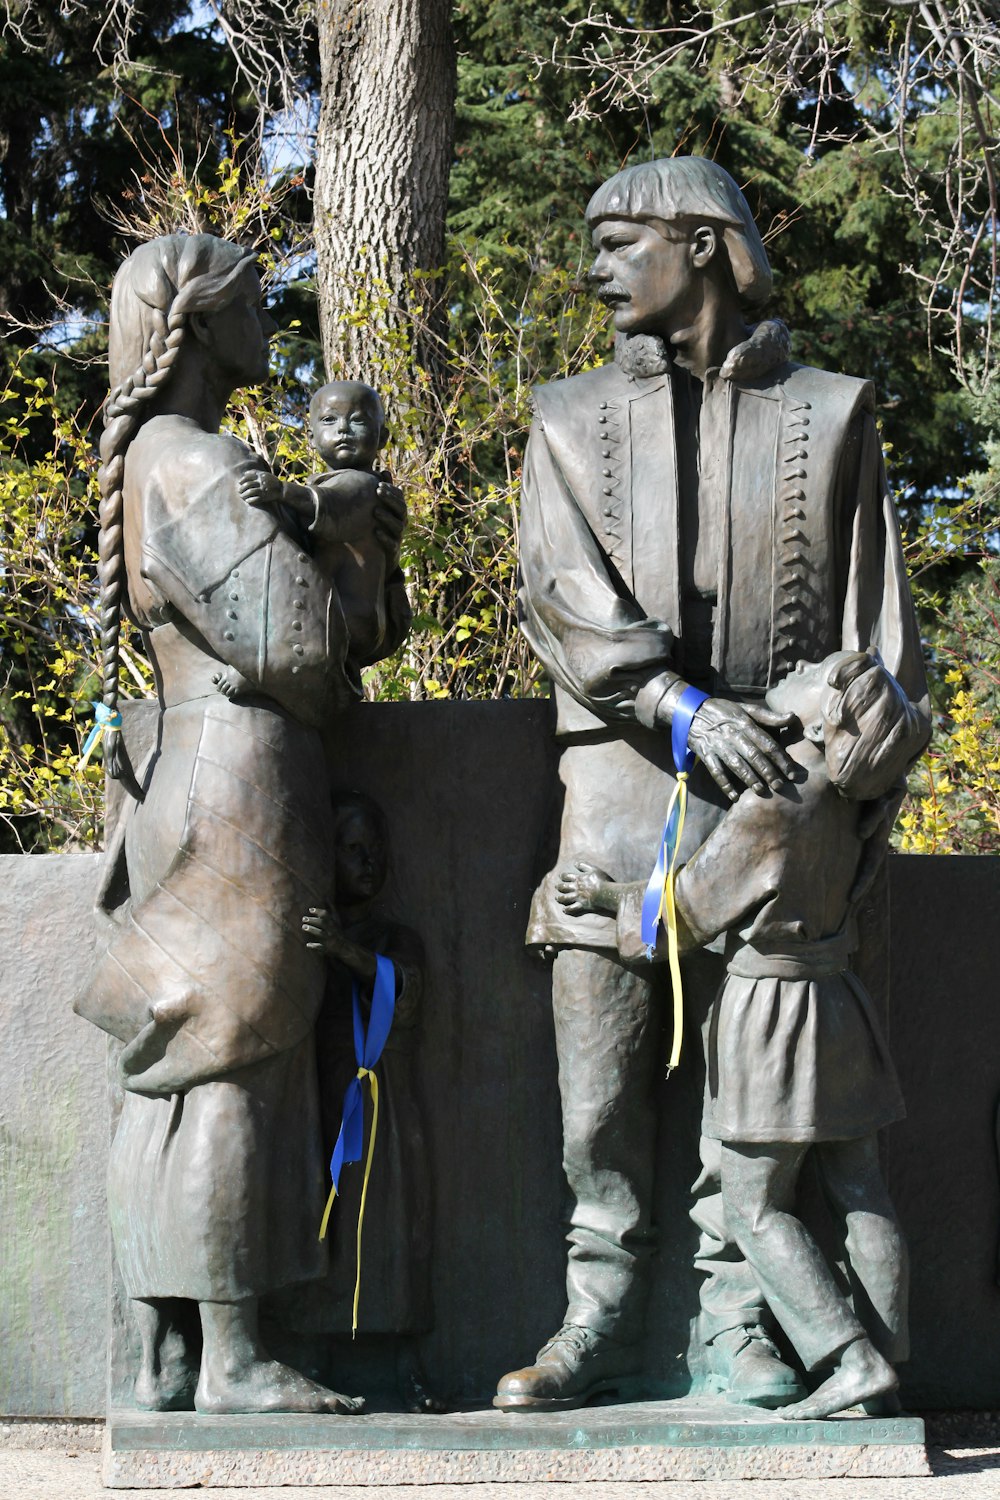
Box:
313;0;456;382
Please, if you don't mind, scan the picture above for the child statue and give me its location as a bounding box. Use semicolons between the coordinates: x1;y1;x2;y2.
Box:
214;379;410;700
300;791;440;1413
556;650;926;1420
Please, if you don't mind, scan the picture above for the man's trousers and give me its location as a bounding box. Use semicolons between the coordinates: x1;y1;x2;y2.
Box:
552;946;767;1344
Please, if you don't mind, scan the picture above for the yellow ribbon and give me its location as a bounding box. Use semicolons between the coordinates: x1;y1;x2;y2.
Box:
318;1064;380;1338
654;770;689;1075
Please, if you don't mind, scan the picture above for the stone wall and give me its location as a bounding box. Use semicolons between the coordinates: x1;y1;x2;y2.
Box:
0;856;108;1417
0;701;998;1414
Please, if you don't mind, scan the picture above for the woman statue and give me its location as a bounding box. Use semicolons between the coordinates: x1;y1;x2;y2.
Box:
76;233;407;1414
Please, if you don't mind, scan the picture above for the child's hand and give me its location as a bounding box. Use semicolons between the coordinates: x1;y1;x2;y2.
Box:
240;469;284;509
556;860;617;915
302;906;345;955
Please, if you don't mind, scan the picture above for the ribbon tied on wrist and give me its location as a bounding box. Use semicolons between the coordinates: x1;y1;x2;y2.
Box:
640;685;709;1074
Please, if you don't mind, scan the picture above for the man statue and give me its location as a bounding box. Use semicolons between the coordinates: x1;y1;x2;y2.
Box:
495;156;928;1412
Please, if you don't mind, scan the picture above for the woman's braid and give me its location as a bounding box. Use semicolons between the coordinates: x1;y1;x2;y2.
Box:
96;305;186;775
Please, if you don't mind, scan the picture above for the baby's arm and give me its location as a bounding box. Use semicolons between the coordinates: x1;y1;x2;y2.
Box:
239;469;317;522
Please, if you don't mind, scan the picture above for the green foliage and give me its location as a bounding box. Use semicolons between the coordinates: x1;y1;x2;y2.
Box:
451;4;986;518
2;0;998;856
0;3;312;434
0;362;115;850
897;561;1000;853
898;390;1000;853
246;244;609;701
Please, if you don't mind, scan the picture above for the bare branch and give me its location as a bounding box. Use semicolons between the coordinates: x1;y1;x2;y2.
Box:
544;0;1000;384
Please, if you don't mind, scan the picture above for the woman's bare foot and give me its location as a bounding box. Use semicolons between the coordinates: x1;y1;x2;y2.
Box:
780;1338;897;1420
196;1297;364;1415
195;1357;364;1415
555;861;619;916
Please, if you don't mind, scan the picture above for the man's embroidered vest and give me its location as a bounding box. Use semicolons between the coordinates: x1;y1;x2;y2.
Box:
533;358;872;731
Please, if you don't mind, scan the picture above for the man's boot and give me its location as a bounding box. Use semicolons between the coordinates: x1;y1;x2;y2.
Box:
494;1324;642;1412
709;1323;805;1408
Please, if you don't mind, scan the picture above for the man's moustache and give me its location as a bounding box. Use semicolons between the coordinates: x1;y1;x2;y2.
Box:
596;286;630;304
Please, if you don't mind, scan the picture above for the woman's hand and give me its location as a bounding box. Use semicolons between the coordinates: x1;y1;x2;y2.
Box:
373;473;407;565
309;470;384;547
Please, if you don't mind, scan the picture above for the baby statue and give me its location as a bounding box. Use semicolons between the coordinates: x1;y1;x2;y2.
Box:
557;650;927;1420
214;380;410;700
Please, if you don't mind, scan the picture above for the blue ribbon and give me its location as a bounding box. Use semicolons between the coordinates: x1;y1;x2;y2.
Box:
671;685;709;778
640;685;709;954
79;701;123;766
327;952;396;1197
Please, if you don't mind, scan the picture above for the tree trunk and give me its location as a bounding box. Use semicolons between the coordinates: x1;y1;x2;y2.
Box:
313;0;455;382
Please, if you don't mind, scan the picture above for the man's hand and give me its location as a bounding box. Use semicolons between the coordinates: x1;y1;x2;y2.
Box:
687;698;796;801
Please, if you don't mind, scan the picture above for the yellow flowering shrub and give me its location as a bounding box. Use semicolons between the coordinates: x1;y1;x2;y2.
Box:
897;563;1000;853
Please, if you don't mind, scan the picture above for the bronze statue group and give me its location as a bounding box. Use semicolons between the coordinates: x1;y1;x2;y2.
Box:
76;157;929;1422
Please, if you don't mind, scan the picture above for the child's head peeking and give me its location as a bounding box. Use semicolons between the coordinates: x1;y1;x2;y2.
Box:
331;790;389;906
309;381;387;472
766;650;925;801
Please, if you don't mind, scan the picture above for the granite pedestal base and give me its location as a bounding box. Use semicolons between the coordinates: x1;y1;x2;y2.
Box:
103;1402;928;1487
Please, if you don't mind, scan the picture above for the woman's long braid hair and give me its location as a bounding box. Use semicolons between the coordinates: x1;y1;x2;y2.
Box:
95;235;258;784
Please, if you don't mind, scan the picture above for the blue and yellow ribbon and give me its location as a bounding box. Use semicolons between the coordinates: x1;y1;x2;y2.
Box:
640;685;709;1074
78;702;123;770
318;952;396;1335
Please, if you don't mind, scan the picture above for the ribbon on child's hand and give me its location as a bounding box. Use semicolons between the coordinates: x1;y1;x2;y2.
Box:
640;685;709;1075
78;702;123;770
318;952;396;1336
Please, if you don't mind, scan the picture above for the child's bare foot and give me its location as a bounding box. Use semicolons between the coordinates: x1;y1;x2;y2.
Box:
213;667;250;700
195;1357;364;1415
780;1338;897;1420
555;861;619;916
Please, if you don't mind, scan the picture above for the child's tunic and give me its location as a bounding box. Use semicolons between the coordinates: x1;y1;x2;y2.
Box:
623;736;905;1144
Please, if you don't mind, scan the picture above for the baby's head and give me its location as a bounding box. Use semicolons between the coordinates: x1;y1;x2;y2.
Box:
309;380;387;471
766;650;925;800
332;790;389;906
